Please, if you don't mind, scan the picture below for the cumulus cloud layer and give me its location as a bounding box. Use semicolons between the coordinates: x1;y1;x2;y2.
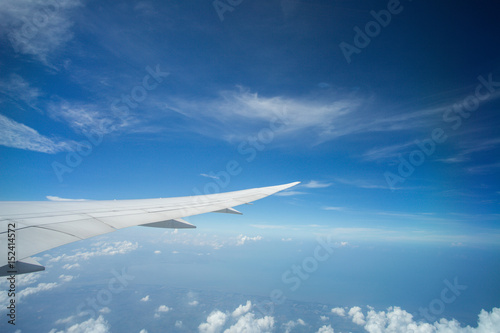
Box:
48;301;499;333
49;315;110;333
162;231;264;249
331;305;500;333
47;241;139;263
0;273;75;310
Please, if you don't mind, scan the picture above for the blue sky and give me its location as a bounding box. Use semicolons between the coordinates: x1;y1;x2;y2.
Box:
1;0;500;332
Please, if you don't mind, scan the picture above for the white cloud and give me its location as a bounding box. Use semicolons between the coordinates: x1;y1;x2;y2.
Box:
348;306;366;325
201;173;220;180
198;301;275;333
333;178;393;190
0;113;75;153
47;241;139;263
437;156;469;164
323;207;345;211
171;87;363;144
199;310;227;333
331;307;346;317
0;74;42;109
232;300;252;317
320;316;329;321
0;272;42;288
58;274;74;282
162;232;226;249
175;321;183;328
55;315;78;325
99;307;110;314
154;305;171;318
0;0;83;63
46;196;88;201
223;313;274;333
250;224;287;230
18;282;59;301
302;180;332;188
316;325;334;333
49;315;110;333
154;250;161;254
170;86;500;145
139;330;148;333
340;306;500;333
163;229;262;248
362;141;415;162
467;162;500;174
140;295;150;302
1;271;75;309
47;101;127;135
187;291;199;306
283;318;306;333
236;234;263;246
157;305;170;312
62;263;80;270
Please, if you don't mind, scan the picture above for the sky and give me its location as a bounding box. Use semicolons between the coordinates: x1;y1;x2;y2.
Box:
0;0;499;332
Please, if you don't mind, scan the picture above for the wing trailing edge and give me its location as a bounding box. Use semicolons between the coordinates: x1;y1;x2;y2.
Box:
141;218;196;229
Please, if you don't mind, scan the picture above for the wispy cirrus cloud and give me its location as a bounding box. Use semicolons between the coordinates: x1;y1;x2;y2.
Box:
169;87;365;144
438;137;500;165
467;162;500;174
0;74;42;110
200;173;220;180
0;0;83;63
166;81;500;147
301;180;332;188
274;190;307;196
333;178;394;190
47;101;130;136
323;206;345;211
0;113;76;153
362;141;415;162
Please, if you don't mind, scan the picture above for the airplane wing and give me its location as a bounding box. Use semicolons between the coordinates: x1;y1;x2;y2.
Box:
0;182;299;276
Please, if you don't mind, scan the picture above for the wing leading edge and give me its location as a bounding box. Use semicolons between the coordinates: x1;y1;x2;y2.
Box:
0;182;299;276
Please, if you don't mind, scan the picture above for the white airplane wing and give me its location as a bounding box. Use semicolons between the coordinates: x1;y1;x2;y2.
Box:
0;182;299;276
